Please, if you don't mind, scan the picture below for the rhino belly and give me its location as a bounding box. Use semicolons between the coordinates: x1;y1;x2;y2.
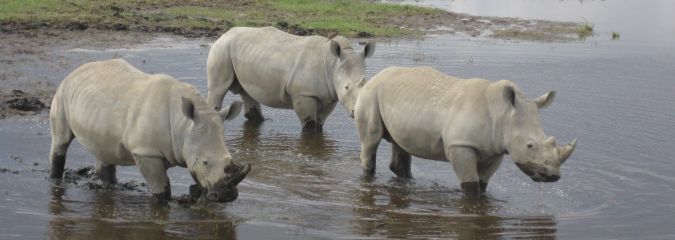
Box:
68;117;135;166
381;107;447;161
233;62;293;109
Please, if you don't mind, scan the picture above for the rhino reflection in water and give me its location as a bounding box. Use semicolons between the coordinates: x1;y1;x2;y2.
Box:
354;67;577;199
48;59;250;203
206;26;375;131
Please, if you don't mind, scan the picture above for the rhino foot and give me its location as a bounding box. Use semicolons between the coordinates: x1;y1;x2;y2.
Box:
244;107;264;122
302;120;323;132
189;184;203;200
460;181;482;200
479;180;488;193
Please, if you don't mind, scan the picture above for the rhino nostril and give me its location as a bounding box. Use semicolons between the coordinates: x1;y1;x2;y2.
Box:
207;192;219;201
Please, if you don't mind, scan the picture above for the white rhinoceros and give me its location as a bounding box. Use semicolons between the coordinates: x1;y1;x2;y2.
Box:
354;67;577;199
49;59;250;203
206;26;375;130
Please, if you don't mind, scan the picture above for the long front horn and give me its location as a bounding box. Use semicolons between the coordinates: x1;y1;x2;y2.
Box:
227;163;251;187
558;138;577;164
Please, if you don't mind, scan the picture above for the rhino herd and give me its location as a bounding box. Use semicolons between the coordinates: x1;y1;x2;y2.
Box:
48;26;576;202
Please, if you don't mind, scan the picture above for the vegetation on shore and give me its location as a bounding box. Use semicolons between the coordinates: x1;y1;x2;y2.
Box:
0;0;441;38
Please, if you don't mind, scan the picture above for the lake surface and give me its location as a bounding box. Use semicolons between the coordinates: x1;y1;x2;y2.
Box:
2;1;675;239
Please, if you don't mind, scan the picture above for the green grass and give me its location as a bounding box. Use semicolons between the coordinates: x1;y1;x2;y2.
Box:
612;31;620;40
577;21;594;39
267;0;435;36
0;0;443;37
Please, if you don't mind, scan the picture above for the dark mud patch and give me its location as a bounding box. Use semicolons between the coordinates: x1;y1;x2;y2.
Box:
0;30;157;118
0;89;50;119
0;168;20;174
61;166;146;193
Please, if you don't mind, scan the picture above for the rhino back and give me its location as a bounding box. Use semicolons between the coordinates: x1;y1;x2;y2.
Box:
55;59;186;165
222;27;333;108
366;67;496;159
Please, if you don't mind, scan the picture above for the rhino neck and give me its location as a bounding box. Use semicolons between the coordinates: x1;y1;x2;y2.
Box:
170;109;190;167
486;81;511;155
323;45;339;101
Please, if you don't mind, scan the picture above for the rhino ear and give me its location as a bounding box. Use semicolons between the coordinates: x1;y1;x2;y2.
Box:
219;101;243;121
534;91;556;109
182;97;198;121
503;86;516;108
363;42;375;58
330;40;341;58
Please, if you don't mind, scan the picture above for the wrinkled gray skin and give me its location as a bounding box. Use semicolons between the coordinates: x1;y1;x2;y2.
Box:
207;26;374;131
49;59;251;203
354;67;577;199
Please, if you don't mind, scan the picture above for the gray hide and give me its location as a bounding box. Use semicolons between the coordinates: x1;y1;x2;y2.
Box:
207;26;374;131
49;59;250;203
354;67;577;199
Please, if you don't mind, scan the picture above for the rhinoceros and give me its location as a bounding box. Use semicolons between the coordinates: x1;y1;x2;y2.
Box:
49;59;250;203
354;67;577;199
206;26;375;130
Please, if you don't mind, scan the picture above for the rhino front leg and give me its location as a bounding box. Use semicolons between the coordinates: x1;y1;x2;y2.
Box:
96;160;118;186
446;146;481;200
135;156;171;203
477;156;503;193
389;142;412;178
316;101;337;129
292;96;321;131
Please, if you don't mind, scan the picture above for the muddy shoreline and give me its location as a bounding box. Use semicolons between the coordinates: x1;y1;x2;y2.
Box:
0;1;580;118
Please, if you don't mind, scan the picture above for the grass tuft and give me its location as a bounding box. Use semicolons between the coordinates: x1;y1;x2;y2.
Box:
577;21;594;39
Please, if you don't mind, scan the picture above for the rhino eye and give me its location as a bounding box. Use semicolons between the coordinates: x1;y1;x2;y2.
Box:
202;161;208;165
345;86;349;90
527;143;534;149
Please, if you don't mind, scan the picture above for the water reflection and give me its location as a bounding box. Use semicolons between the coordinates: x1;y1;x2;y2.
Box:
46;185;238;239
352;177;558;239
232;121;337;160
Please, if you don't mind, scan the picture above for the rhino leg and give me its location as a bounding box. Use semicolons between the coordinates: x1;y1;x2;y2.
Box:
207;43;236;111
240;89;264;122
389;142;413;179
477;156;503;193
49;112;74;180
96;161;118;186
355;100;384;176
446;146;481;200
293;96;321;131
316;101;337;130
136;156;171;202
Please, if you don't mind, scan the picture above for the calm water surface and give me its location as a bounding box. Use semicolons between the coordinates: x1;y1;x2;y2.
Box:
1;1;675;239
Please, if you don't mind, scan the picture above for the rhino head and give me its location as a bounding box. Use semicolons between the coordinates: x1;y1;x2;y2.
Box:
328;37;375;118
180;97;250;202
501;85;577;182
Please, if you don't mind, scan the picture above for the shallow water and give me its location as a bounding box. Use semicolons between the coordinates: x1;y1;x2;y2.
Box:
2;2;675;239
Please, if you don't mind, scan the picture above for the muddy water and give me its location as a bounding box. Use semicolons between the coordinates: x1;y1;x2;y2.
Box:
2;5;675;240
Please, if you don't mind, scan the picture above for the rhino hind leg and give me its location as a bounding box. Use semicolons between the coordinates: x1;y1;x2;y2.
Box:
389;142;413;179
240;88;264;122
49;115;75;180
96;161;118;186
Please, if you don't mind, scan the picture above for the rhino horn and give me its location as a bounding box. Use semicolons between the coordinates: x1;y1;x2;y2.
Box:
226;163;251;187
558;138;577;164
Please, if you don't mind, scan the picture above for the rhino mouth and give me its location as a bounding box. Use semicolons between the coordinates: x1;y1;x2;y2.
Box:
515;163;560;183
198;163;251;203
